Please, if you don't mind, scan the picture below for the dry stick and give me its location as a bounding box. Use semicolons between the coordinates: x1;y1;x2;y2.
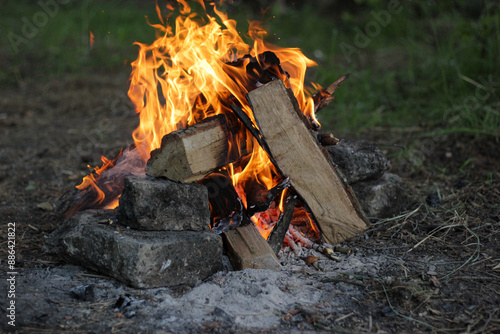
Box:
288;226;322;250
475;309;498;334
313;74;350;113
334;312;357;323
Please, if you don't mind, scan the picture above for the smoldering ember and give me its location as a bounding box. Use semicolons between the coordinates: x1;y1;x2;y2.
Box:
1;1;499;334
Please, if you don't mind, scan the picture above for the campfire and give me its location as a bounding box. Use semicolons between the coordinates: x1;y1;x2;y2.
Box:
53;0;369;287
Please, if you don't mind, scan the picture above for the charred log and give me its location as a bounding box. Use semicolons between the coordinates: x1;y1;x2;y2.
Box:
198;170;251;233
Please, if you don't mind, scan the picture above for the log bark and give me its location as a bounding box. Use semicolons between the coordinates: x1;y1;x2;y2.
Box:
223;223;281;271
246;80;369;244
146;115;251;182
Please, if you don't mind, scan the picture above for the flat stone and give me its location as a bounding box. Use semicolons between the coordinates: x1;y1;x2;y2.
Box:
326;139;391;184
118;175;210;231
47;210;223;288
352;173;406;219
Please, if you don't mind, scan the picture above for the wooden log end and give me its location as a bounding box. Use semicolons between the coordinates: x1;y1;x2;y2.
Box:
223;224;281;271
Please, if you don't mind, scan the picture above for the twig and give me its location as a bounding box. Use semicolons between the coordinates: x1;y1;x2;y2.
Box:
373;205;421;227
312;74;350;113
288;226;318;249
335;311;357;322
288;226;341;261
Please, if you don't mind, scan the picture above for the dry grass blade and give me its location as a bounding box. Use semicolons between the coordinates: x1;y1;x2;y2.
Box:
381;284;450;333
439;225;481;280
407;223;461;253
372;205;422;228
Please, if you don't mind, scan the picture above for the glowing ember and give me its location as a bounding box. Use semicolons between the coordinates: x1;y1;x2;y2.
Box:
73;0;321;239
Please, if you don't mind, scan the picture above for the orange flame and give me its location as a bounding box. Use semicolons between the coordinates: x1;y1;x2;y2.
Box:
76;154;118;206
76;1;320;238
127;1;316;158
89;31;95;50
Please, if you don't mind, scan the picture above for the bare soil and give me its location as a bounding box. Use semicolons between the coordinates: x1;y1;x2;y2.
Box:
0;75;499;333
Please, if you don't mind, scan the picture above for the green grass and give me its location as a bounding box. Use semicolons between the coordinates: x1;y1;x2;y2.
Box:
0;0;157;79
260;2;500;137
1;0;498;138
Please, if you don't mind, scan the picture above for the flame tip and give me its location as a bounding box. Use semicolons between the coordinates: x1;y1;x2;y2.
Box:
78;0;321;240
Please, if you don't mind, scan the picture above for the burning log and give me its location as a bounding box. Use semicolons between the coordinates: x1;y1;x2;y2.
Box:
245;177;290;216
147;115;251;182
199;171;284;270
57;147;145;218
246;80;369;244
267;193;297;255
223;223;281;271
199;170;250;233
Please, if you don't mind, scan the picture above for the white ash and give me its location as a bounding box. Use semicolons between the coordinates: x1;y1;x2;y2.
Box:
12;249;388;333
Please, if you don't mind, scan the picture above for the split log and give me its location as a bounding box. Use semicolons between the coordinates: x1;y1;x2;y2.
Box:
246;80;369;244
223;223;281;271
146;115;251;182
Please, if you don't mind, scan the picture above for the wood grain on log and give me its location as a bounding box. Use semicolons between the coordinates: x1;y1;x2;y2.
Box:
223;223;281;270
146;115;251;182
246;80;369;244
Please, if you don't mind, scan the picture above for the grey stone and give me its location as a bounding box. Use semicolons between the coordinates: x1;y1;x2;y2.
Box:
326;139;391;183
119;175;210;231
352;173;406;219
47;209;223;288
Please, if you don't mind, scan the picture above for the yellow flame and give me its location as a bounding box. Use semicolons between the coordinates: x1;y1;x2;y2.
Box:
80;1;319;237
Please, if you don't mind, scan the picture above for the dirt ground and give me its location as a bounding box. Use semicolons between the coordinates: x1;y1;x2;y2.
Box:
0;74;499;333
